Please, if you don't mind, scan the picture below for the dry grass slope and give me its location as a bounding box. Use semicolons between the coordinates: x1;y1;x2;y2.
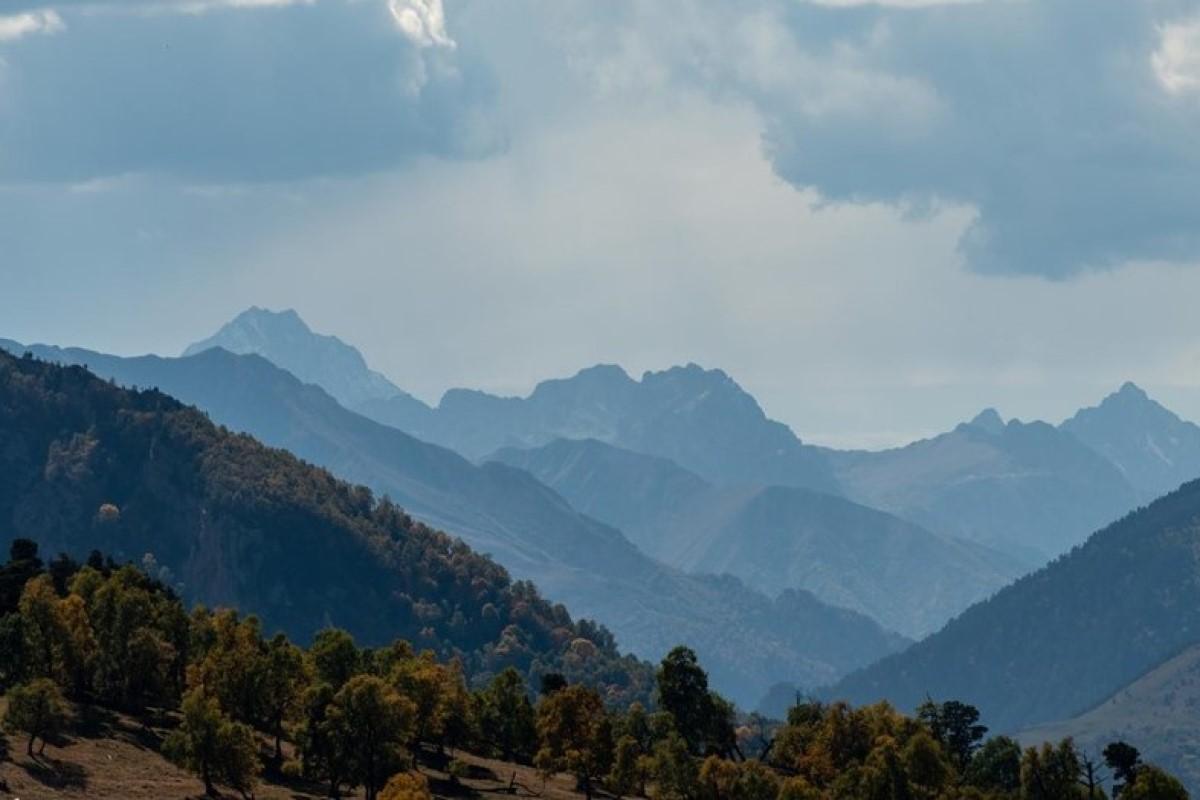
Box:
0;700;604;800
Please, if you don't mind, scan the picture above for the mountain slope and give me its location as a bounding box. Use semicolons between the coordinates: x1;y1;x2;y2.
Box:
1061;382;1200;504
2;341;905;706
826;410;1141;564
187;312;838;493
183;306;432;424
0;348;652;700
492;438;1022;638
829;477;1200;732
1019;643;1200;796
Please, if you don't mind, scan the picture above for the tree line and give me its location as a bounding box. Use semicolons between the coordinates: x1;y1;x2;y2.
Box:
0;538;1189;800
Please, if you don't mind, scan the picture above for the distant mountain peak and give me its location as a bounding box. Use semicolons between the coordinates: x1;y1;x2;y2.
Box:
1104;381;1152;406
1061;382;1200;502
183;306;427;415
967;407;1005;434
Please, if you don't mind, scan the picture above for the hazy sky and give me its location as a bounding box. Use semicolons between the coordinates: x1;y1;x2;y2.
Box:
3;0;1200;448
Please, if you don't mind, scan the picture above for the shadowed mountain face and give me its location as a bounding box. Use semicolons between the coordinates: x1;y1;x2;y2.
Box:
183;306;433;425
1019;643;1200;796
825;411;1142;565
491;438;1022;639
371;362;841;495
0;340;905;707
830;476;1200;733
1061;382;1200;504
0;348;655;701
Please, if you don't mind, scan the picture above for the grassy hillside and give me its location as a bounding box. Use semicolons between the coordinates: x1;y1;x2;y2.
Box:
1020;643;1200;795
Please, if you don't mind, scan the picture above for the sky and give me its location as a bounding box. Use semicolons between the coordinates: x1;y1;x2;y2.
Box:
3;0;1200;448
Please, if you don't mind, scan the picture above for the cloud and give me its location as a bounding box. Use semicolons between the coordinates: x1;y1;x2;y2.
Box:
0;0;500;182
552;0;1200;278
388;0;454;48
1155;15;1200;94
0;10;65;42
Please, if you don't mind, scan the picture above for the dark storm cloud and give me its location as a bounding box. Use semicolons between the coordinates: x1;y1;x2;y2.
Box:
0;0;503;182
749;0;1200;277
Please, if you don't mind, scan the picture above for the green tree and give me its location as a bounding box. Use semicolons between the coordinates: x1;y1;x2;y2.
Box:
477;667;537;762
163;688;260;799
1125;765;1188;800
610;734;651;798
535;684;614;799
1021;739;1085;800
262;632;308;766
19;574;66;682
1103;741;1142;797
650;731;698;800
326;674;418;800
309;628;361;692
916;698;987;770
965;736;1022;793
4;677;68;755
655;647;735;757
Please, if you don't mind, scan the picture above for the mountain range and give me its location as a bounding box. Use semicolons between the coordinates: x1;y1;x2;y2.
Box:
182;307;840;495
0;338;904;707
824;410;1143;564
830;475;1200;732
491;437;1021;638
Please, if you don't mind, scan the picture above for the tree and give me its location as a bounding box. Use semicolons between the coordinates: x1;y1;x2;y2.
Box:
380;771;433;800
916;698;987;770
965;736;1022;793
650;732;698;800
4;678;67;755
1103;741;1142;797
57;593;97;697
535;684;614;799
189;610;267;724
656;647;735;757
1021;739;1085;800
610;734;649;798
262;632;308;766
309;628;360;692
1125;765;1188;800
19;574;66;682
163;688;261;799
326;674;417;800
477;667;537;762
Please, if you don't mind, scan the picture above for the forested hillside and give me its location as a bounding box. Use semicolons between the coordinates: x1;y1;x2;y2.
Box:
831;476;1200;732
0;348;651;701
1;342;905;706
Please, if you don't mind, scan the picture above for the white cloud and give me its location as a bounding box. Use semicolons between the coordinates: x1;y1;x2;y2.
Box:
388;0;454;49
1154;16;1200;95
0;10;65;42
